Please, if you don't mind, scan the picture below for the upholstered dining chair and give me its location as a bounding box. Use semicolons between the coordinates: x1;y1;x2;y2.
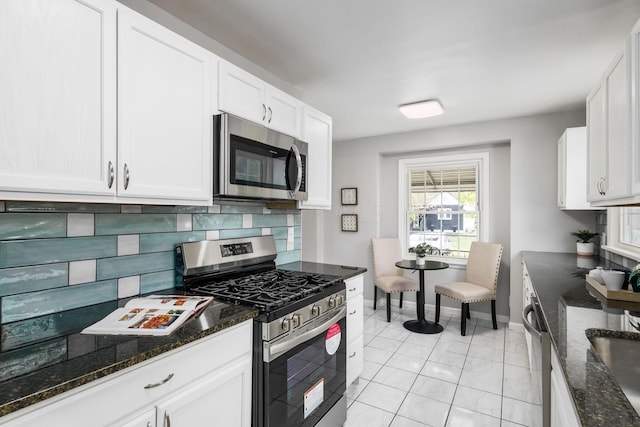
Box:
371;238;419;322
435;242;503;336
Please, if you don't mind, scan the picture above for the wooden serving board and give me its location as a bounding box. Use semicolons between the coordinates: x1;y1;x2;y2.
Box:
586;275;640;302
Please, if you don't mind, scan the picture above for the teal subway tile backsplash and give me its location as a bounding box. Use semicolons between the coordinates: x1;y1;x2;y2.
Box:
1;280;118;323
193;213;243;230
0;236;117;268
0;213;66;240
97;252;174;280
0;201;300;325
139;231;206;253
0;263;68;297
2;303;114;351
219;228;263;239
252;214;288;228
140;270;175;294
220;204;265;214
96;214;176;235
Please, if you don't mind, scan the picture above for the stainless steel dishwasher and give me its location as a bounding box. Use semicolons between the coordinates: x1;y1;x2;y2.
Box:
522;295;551;427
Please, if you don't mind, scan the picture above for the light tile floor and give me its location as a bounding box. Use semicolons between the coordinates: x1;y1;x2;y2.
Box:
345;303;541;427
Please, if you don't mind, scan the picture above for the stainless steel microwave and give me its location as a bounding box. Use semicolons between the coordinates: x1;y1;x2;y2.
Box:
213;113;308;201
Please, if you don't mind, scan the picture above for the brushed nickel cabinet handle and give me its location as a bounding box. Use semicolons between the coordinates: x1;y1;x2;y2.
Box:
146;422;152;427
164;411;171;427
349;310;357;315
267;106;272;123
107;161;114;189
349;352;357;358
123;163;130;190
143;373;174;389
262;104;267;121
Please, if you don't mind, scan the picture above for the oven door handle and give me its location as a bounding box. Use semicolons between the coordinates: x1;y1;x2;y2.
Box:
521;303;541;339
264;306;347;362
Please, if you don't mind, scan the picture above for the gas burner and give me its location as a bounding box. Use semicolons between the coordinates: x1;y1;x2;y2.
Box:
188;269;342;312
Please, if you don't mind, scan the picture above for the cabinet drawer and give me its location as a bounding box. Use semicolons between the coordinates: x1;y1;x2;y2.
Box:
345;275;364;300
1;321;252;427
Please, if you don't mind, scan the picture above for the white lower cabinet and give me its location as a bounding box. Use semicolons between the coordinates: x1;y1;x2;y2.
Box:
0;321;252;427
550;346;580;427
345;274;364;386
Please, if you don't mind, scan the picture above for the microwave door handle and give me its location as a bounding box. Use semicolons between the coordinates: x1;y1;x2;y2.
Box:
286;145;303;198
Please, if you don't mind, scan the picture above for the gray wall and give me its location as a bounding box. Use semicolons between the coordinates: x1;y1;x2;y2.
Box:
304;109;598;325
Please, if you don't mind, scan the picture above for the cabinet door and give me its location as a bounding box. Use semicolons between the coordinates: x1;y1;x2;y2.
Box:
155;357;252;427
605;50;631;200
218;60;266;124
265;86;301;137
347;335;364;386
586;81;607;202
632;19;640;195
550;349;580;427
118;7;213;204
299;106;333;209
0;0;117;198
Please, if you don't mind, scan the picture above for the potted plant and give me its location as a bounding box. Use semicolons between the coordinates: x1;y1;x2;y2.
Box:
408;243;439;265
570;229;599;257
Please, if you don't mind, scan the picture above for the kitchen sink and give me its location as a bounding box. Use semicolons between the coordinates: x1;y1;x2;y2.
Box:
586;329;640;414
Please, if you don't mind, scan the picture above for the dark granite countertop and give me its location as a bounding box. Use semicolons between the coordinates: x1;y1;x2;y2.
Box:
0;290;258;418
522;251;640;426
278;261;367;279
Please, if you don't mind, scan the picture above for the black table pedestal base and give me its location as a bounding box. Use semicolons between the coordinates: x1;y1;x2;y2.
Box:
403;319;443;334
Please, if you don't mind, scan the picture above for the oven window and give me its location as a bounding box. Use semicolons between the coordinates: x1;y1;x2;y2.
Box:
267;318;346;427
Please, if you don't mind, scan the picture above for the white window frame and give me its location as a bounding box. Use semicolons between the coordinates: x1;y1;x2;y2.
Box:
398;152;490;265
603;207;640;260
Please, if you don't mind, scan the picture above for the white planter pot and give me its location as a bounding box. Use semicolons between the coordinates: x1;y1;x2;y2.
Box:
416;256;426;266
577;242;595;257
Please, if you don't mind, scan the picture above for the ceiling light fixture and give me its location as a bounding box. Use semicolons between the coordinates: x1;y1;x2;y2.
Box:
399;99;444;119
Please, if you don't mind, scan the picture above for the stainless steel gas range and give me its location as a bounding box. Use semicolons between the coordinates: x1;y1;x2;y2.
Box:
175;235;347;427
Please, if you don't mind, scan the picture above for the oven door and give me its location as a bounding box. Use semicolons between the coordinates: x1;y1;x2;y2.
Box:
258;307;346;427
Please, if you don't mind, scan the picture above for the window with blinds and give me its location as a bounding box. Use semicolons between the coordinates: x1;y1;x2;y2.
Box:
402;156;484;259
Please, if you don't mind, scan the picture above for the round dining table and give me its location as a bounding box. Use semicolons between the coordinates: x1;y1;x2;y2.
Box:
395;259;449;334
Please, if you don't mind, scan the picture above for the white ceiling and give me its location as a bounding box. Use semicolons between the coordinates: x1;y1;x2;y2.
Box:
148;0;640;142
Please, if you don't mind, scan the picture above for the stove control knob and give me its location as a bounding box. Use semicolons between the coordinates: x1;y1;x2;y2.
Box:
281;318;291;332
292;314;301;328
328;297;336;308
336;295;344;306
312;305;322;316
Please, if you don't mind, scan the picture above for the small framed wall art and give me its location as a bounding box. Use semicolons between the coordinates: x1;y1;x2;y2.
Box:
341;214;358;232
341;187;358;205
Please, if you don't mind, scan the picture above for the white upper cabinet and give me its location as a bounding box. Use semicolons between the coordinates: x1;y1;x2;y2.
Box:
0;0;117;199
558;127;600;210
299;105;333;209
117;6;213;204
587;47;631;206
631;19;640;195
218;60;301;138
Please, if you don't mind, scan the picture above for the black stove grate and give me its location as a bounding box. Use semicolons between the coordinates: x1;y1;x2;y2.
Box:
188;269;342;312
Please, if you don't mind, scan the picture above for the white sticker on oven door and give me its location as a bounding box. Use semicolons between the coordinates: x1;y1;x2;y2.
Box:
304;378;324;418
325;323;341;355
